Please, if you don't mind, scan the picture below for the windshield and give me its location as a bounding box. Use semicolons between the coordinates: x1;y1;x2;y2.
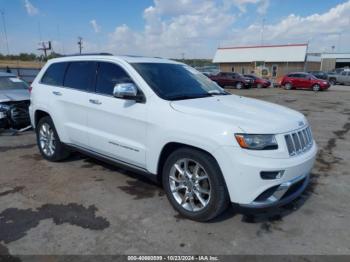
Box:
132;63;228;100
0;77;28;90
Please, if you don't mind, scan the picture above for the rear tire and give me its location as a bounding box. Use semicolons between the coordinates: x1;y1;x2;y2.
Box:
36;116;70;162
236;82;243;89
284;83;292;90
162;148;229;222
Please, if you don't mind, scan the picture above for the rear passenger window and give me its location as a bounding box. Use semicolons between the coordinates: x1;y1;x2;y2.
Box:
64;61;97;91
41;62;68;86
95;62;134;95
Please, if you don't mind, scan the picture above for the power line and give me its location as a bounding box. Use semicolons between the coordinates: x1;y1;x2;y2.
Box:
0;9;10;55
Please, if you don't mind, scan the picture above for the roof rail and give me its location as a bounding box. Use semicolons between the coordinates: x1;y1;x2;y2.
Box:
61;53;113;57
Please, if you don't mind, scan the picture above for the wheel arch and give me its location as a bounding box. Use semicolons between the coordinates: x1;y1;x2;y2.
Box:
34;110;51;128
156;142;221;182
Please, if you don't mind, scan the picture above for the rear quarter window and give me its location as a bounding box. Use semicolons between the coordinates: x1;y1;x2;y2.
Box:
41;62;68;86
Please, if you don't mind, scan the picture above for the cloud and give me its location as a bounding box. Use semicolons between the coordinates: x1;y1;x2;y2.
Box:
90;19;101;33
108;0;235;58
228;0;270;14
24;0;39;16
223;0;350;52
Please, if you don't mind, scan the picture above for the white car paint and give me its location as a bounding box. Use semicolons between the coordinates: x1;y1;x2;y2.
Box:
30;55;317;207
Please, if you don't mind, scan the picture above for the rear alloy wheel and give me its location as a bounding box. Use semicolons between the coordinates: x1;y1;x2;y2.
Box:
163;148;229;221
312;84;321;92
36;116;70;162
236;82;243;89
284;83;292;90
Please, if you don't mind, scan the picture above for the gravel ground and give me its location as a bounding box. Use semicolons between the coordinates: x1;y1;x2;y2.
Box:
0;85;349;256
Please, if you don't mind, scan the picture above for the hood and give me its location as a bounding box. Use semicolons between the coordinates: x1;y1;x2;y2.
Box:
0;89;30;103
170;95;306;134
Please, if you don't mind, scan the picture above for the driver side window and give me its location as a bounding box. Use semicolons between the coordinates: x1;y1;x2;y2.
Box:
95;62;134;96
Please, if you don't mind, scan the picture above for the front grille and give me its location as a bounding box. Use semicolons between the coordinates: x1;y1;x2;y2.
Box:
285;127;313;156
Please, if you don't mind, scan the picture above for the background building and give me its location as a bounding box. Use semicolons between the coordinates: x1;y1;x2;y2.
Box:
320;53;350;72
213;44;321;78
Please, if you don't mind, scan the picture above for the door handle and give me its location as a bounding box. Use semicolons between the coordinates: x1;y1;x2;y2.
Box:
52;91;62;96
89;99;102;105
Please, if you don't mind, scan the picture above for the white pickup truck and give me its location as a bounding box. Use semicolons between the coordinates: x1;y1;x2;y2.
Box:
29;55;317;221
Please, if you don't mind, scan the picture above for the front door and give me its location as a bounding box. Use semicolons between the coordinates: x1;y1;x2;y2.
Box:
86;62;147;168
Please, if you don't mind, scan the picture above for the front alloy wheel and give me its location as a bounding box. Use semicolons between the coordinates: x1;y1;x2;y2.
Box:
169;158;211;212
163;148;229;221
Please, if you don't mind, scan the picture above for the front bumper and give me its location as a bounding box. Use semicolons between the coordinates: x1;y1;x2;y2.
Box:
213;141;317;206
240;173;309;208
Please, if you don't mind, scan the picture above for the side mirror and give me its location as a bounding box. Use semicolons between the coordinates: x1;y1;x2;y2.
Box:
113;83;143;102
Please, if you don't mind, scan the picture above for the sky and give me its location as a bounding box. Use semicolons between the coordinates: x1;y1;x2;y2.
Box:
0;0;349;58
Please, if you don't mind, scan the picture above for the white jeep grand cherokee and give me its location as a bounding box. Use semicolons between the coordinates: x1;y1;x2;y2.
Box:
29;55;317;221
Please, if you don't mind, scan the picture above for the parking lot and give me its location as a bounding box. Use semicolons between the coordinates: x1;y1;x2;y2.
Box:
0;85;349;256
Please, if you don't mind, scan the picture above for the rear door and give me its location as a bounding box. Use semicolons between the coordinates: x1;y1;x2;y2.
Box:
86;62;147;168
288;74;300;87
298;74;311;89
54;61;96;147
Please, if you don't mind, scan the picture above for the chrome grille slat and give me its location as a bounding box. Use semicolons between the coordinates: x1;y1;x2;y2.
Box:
285;126;313;156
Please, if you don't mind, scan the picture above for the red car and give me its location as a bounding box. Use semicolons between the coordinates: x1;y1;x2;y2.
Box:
281;72;330;91
244;74;271;88
209;72;253;89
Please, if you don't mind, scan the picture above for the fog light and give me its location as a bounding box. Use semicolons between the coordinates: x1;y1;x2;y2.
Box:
260;170;284;180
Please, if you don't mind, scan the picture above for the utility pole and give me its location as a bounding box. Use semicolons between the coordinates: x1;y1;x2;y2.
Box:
78;37;83;54
0;9;10;55
181;52;185;62
38;41;52;59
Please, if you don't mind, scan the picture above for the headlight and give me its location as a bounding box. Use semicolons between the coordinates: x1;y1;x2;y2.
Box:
0;103;10;111
0;104;9;119
235;134;278;150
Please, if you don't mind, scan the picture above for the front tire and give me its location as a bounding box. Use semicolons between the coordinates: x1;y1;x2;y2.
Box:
162;148;229;221
36;116;70;162
312;84;321;92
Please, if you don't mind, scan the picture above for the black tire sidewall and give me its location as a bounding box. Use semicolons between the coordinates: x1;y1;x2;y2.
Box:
162;148;229;221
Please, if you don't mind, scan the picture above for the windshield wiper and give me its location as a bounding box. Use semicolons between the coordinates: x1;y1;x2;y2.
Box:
167;93;213;101
208;90;230;96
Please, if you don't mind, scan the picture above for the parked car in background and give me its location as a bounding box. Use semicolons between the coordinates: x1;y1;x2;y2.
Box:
30;55;316;221
244;74;271;88
335;71;350;85
0;72;31;130
281;72;330;91
209;72;253;89
308;71;328;80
